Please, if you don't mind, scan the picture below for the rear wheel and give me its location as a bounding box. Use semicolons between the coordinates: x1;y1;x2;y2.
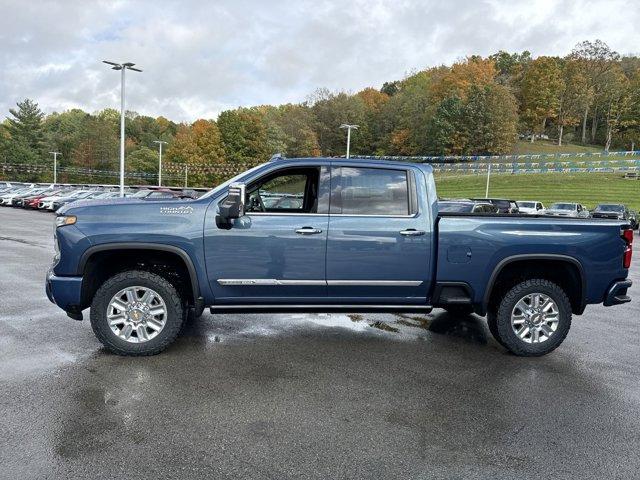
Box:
490;279;572;356
90;270;184;356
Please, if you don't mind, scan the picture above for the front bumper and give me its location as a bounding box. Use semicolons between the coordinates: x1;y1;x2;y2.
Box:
603;279;633;306
46;268;84;319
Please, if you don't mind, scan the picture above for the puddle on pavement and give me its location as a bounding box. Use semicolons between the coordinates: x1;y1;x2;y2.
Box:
200;311;440;345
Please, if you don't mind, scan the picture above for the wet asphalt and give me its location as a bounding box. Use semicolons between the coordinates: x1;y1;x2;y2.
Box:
0;206;639;479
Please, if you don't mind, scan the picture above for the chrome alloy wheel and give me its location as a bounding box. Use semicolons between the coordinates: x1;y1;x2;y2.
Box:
106;286;167;343
510;293;559;344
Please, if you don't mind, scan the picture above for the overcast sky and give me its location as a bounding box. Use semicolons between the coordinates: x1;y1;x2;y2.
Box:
1;0;639;122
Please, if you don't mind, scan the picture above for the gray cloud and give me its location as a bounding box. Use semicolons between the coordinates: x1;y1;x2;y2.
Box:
1;0;638;122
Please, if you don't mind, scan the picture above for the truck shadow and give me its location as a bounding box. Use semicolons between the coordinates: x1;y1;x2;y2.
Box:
426;311;489;345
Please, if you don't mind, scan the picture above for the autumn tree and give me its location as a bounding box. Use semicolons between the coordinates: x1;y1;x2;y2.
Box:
166;119;226;185
519;56;563;142
556;60;588;146
599;65;631;151
569;40;620;143
310;90;367;156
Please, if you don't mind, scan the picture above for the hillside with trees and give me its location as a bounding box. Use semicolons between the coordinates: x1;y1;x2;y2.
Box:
1;40;639;185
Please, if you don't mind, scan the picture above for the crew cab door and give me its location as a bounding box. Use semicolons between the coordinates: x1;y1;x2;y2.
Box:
326;165;433;304
204;164;330;304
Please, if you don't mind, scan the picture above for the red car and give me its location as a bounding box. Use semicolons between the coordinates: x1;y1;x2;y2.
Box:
24;190;65;209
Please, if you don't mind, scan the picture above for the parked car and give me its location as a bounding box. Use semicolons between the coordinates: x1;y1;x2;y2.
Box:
438;200;498;213
471;198;519;213
10;187;53;207
0;186;42;206
545;202;590;218
47;157;633;358
591;204;632;222
50;190;100;211
629;210;639;230
129;188;189;200
23;189;68;209
517;200;546;215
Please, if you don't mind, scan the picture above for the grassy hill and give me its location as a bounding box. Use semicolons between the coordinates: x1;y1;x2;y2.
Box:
511;140;605;155
435;172;640;211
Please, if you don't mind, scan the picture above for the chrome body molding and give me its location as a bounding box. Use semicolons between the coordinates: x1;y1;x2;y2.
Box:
326;280;423;286
217;279;423;286
217;279;326;286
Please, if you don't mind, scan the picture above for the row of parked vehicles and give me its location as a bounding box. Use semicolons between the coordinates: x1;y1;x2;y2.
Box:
0;182;209;212
438;197;639;229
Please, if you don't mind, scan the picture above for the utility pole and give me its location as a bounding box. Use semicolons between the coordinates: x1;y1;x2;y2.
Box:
102;61;142;197
153;140;168;186
339;124;359;159
184;164;188;188
49;151;61;184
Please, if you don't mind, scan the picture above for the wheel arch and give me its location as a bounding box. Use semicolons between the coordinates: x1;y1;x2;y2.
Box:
78;243;202;314
481;254;586;316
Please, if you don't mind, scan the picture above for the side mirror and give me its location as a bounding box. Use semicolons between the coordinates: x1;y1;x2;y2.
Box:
218;183;246;224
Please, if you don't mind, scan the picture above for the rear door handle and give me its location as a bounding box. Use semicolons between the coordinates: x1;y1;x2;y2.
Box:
399;229;425;236
295;227;323;235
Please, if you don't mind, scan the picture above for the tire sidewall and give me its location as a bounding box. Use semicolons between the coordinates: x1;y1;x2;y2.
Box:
90;271;183;355
496;280;572;356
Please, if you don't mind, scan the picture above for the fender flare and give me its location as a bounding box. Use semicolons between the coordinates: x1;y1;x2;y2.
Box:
78;242;202;312
482;253;586;315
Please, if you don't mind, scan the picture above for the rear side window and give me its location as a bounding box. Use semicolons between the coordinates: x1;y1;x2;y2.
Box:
332;167;410;216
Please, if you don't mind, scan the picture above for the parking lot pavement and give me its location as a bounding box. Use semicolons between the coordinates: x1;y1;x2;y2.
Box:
1;207;639;479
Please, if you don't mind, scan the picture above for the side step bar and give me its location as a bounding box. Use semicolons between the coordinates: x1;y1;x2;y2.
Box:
209;305;433;314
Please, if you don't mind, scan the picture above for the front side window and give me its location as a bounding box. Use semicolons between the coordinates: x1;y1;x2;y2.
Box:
332;167;410;216
245;167;319;214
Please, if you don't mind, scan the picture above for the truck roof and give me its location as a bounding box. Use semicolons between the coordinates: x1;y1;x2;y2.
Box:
270;156;434;173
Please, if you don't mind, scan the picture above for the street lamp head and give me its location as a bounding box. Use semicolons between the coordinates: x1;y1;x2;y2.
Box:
340;124;359;130
103;60;142;72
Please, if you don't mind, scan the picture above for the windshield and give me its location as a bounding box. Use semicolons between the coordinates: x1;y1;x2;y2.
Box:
517;202;535;208
595;204;623;212
438;202;473;213
199;162;268;200
550;203;576;211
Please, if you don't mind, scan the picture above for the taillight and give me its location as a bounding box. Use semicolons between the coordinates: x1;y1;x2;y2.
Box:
622;228;633;269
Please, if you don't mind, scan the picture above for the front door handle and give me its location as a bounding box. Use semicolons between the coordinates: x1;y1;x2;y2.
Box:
295;227;323;235
400;229;425;236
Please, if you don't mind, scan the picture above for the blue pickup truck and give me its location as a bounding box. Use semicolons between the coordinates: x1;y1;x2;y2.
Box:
46;157;634;357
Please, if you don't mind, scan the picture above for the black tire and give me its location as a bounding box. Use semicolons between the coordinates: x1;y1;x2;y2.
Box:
492;279;572;357
90;270;184;356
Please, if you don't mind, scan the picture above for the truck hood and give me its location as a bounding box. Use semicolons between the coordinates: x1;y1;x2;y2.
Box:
58;197;198;215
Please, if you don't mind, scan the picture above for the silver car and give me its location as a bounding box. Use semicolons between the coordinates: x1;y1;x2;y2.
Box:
545;202;590;218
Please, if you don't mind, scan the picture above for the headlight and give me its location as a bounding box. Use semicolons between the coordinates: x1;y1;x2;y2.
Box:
55;215;77;227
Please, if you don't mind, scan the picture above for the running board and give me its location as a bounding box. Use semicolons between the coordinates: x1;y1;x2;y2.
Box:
209;304;433;314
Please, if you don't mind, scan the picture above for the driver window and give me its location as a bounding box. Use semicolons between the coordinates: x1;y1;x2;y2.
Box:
246;168;319;214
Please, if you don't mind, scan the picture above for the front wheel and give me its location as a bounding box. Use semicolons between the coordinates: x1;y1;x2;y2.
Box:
90;270;185;356
490;279;572;356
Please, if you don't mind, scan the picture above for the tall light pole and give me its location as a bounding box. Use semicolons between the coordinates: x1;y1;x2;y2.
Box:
153;140;167;186
339;124;359;159
49;151;61;184
103;60;142;197
485;161;492;197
